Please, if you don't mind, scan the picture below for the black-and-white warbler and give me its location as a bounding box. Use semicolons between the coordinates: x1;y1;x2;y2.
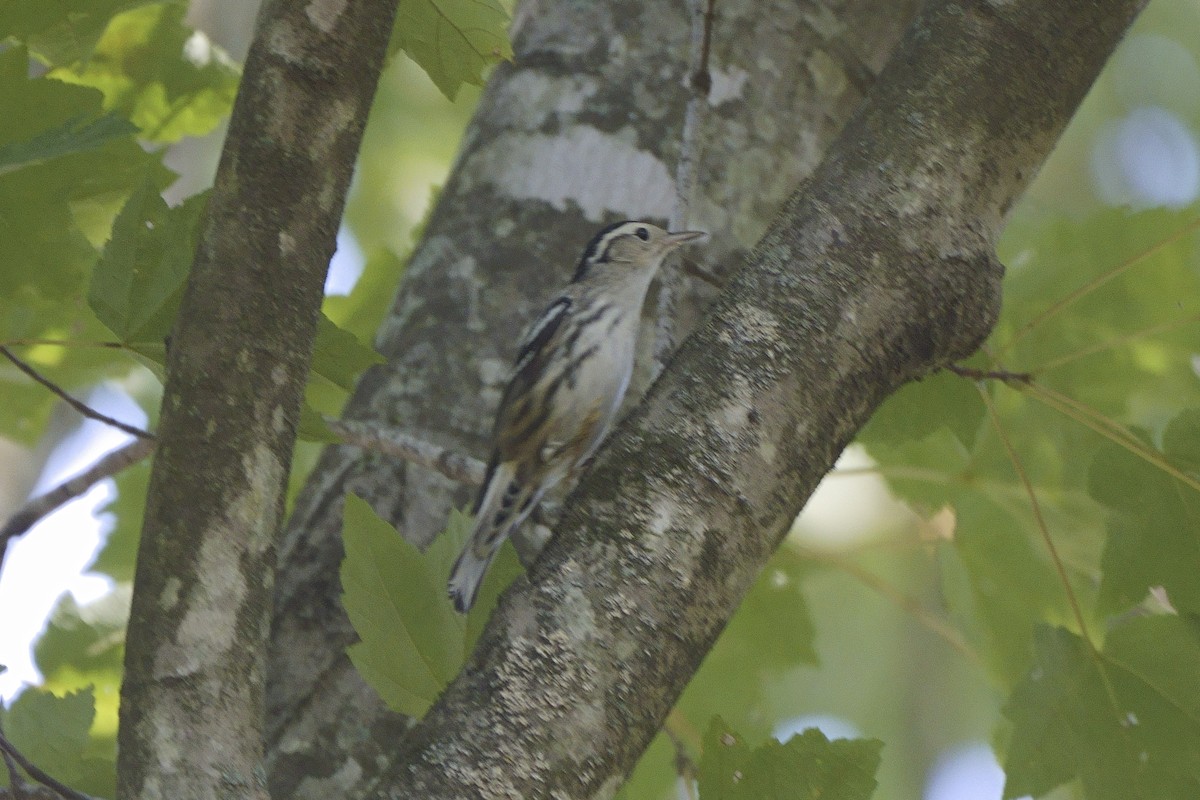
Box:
448;221;706;612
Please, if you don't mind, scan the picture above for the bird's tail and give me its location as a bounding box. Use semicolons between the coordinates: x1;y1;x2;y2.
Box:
447;541;499;615
448;460;538;613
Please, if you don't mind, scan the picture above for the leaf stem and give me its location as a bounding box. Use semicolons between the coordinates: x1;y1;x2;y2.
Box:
999;216;1200;356
1025;312;1200;375
1023;383;1200;494
791;546;985;669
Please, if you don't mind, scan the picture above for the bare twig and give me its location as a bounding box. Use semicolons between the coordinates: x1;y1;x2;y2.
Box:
0;437;157;573
944;363;1032;384
0;417;489;577
0;788;60;800
654;0;718;371
0;347;153;440
1025;311;1200;375
0;719;27;800
323;418;486;486
0;339;126;350
792;546;984;669
0;732;97;800
680;257;724;289
1000;215;1200;356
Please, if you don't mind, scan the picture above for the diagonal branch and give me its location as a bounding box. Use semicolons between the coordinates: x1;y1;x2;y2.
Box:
324;418;486;486
0;347;152;440
370;2;1148;797
0;438;155;573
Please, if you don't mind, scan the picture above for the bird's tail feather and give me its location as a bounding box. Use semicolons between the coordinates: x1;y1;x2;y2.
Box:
449;462;540;613
448;541;499;614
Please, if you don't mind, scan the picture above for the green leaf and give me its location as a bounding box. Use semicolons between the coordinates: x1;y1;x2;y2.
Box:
698;717;882;800
50;3;240;142
859;368;985;453
342;496;522;718
34;593;127;679
88;180;206;344
947;494;1069;685
0;0;159;66
391;0;512;99
1164;409;1200;473
0;112;136;173
1003;618;1200;800
1;687;96;786
342;494;466;717
89;459;152;581
311;314;386;392
1087;414;1200;615
0;46;159;303
297;402;341;443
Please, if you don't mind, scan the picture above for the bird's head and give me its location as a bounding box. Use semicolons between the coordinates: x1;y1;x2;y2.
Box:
572;221;706;282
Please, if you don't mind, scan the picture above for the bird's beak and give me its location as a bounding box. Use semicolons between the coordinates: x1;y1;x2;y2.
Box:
663;230;708;249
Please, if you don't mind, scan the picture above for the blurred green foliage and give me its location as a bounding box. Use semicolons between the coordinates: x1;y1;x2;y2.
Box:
698;718;882;800
2;0;1200;799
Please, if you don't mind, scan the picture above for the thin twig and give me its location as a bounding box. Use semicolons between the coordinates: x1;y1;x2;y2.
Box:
1024;383;1200;494
0;347;153;440
654;0;718;372
0;339;126;350
978;385;1094;645
680;257;724;289
1025;312;1200;375
999;215;1200;356
0;438;157;573
795;546;985;669
0;418;487;572
324;418;487;486
978;384;1129;724
0;788;61;800
0;733;96;800
0;719;27;800
944;363;1032;384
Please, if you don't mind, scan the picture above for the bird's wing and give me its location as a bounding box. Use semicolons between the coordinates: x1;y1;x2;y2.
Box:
492;294;573;463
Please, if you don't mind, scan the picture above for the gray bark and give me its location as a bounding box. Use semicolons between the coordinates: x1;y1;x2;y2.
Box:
115;0;398;798
265;0;921;796
371;0;1148;796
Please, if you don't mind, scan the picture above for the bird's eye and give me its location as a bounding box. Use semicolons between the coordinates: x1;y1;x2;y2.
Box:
635;227;650;241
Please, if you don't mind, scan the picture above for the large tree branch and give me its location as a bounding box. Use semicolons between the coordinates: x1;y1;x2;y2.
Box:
265;0;922;794
374;0;1147;797
115;0;399;797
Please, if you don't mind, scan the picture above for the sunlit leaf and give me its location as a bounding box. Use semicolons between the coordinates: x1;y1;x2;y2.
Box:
391;0;511;99
342;496;521;718
0;0;158;66
51;2;240;142
0;46;156;303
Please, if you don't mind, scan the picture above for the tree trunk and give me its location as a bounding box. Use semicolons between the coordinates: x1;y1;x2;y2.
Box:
264;0;1144;797
116;0;398;797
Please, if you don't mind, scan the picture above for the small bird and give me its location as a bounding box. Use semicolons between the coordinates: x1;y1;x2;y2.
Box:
448;221;706;612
